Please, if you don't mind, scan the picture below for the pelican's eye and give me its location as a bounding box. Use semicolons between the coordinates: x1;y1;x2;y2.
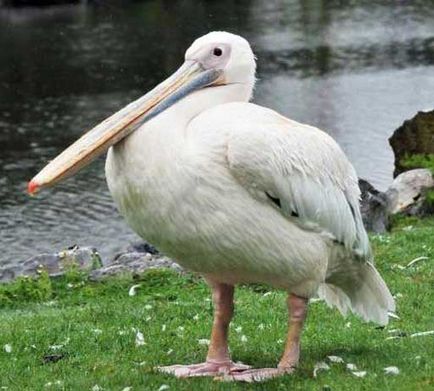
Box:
213;47;223;56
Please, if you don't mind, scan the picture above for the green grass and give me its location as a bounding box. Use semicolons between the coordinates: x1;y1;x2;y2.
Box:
1;217;433;390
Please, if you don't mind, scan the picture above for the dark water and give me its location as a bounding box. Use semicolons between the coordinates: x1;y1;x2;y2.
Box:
1;0;433;267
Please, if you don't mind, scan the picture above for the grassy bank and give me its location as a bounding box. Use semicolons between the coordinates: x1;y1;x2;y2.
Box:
1;217;433;390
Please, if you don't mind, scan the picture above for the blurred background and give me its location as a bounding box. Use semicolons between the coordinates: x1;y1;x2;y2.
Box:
1;0;433;267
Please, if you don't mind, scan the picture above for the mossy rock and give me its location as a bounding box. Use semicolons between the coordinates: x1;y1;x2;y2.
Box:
389;110;434;177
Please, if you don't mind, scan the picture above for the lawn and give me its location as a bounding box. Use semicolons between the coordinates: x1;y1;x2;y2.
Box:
0;217;433;390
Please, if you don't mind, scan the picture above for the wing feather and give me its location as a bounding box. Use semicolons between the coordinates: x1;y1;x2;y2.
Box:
226;107;371;260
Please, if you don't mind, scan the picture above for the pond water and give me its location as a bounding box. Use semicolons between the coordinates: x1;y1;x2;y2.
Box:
1;0;433;267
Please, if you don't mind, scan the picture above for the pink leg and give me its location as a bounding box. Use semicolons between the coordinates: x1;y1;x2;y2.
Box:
158;282;250;378
221;293;308;382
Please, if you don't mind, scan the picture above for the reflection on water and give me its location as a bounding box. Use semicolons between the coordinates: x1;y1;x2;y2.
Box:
1;0;433;267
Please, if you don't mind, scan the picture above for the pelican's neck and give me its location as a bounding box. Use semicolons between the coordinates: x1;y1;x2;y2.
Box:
109;82;253;166
143;82;253;136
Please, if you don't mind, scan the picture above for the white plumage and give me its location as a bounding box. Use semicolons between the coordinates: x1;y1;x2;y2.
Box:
31;31;395;381
106;97;394;324
105;33;394;329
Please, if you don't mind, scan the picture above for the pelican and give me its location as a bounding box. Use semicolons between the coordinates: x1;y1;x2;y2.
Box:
29;31;395;382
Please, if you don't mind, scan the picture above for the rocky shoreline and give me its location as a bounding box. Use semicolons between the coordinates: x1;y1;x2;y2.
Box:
0;243;183;284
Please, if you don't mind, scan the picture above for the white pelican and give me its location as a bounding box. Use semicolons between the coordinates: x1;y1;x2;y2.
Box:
29;31;395;382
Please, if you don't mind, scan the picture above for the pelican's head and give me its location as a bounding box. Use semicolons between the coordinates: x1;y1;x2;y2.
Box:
28;31;256;194
185;31;256;96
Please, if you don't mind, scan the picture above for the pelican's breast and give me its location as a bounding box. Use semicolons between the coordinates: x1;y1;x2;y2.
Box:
105;124;192;249
105;103;329;293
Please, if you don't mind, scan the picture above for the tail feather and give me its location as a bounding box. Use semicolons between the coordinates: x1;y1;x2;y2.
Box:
318;262;395;326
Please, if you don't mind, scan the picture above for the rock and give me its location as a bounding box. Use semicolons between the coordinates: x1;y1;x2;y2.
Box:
358;170;434;232
389;110;434;177
385;169;434;216
0;246;102;283
123;241;159;255
89;252;182;281
358;179;390;233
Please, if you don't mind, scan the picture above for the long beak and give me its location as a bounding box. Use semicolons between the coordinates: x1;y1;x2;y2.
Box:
28;61;222;194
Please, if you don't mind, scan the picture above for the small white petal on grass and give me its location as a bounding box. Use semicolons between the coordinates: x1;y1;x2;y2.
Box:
3;344;12;353
118;330;126;336
240;335;248;343
166;349;173;355
313;361;330;377
161;324;166;332
385;336;402;340
128;284;141;296
258;323;265;330
92;329;103;335
193;314;199;321
406;256;429;268
345;322;351;328
410;330;434;338
121;388;132;391
388;312;400;320
392;264;406;270
351;371;367;378
346;363;357;371
145;316;152;322
158;385;170;391
198;339;210;346
276;339;284;345
262;292;272;297
234;326;242;333
327;355;344;363
144;304;153;310
49;345;63;351
384;366;399;375
393;293;403;299
44;383;52;388
135;331;145;347
92;386;102;391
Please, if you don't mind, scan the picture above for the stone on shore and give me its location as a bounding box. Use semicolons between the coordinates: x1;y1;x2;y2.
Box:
389;110;434;177
359;179;390;233
386;168;434;216
0;246;102;283
89;252;182;281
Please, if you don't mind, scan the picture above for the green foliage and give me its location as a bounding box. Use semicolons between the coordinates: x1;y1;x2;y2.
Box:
0;270;52;305
62;262;89;284
401;153;434;173
0;217;433;390
91;251;103;270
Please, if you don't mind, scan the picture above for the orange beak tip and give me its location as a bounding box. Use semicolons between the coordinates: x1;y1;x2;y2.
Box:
27;180;39;195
